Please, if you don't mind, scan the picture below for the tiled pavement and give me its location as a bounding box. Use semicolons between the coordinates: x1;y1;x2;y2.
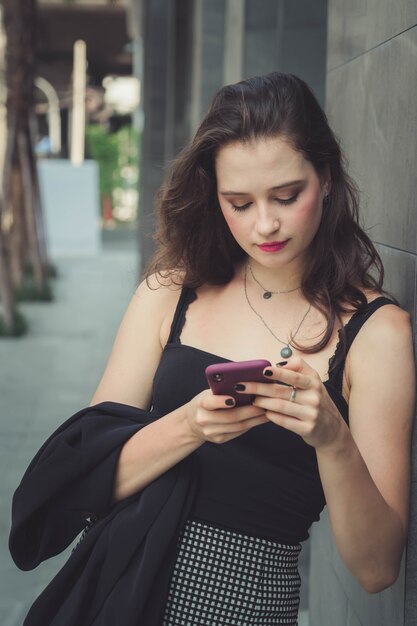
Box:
0;226;309;625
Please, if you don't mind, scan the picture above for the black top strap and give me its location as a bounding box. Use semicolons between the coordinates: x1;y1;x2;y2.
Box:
328;296;397;392
167;287;197;345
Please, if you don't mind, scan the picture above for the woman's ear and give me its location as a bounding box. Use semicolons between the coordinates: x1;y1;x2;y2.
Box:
321;165;331;195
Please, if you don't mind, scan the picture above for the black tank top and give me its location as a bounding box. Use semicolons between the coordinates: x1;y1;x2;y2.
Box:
151;288;396;544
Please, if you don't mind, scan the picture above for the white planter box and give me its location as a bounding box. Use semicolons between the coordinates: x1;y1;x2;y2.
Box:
38;159;101;257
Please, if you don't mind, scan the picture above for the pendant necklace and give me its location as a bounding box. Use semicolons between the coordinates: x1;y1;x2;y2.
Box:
244;262;311;359
248;261;300;299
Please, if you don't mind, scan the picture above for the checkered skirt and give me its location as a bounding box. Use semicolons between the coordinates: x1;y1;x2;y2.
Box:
162;518;302;626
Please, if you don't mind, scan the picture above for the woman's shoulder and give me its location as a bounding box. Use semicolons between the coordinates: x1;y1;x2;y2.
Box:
342;288;405;326
360;287;409;319
137;270;192;346
90;272;187;408
345;288;413;403
355;287;410;328
349;288;411;357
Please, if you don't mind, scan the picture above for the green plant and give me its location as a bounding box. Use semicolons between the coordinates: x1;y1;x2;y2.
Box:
85;125;119;199
23;261;58;279
0;309;28;337
16;277;53;302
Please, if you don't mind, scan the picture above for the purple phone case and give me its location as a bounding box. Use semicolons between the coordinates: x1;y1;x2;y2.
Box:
205;359;272;406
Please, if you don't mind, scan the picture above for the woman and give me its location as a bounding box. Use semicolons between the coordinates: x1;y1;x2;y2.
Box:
11;73;415;625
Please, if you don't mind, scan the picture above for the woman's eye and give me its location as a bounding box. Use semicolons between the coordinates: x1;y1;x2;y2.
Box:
231;202;252;212
276;193;299;206
231;193;299;211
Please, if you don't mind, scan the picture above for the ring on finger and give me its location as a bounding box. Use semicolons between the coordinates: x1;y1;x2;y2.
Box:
289;386;297;402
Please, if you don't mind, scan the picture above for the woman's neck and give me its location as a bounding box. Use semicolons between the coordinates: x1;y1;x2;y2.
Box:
243;258;304;295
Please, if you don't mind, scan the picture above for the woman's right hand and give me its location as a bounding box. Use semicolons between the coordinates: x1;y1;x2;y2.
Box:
184;390;269;445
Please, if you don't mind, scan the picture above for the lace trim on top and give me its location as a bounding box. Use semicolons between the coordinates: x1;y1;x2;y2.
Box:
327;325;345;378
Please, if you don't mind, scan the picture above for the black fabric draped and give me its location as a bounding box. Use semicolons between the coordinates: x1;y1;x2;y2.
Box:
9;401;197;626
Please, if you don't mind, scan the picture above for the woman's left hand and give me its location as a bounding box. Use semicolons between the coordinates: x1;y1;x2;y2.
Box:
239;356;347;449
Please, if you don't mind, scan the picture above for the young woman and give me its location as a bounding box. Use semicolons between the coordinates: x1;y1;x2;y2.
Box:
11;72;415;626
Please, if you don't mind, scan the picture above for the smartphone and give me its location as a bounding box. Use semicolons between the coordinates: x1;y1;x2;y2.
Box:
205;359;272;407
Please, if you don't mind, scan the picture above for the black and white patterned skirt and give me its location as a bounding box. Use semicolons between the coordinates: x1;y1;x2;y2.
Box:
162;518;302;626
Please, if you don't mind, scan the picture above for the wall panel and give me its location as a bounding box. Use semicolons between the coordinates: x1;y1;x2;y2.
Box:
327;0;417;70
326;27;417;254
311;2;417;624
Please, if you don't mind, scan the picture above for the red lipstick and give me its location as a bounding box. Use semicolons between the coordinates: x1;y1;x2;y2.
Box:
258;240;289;252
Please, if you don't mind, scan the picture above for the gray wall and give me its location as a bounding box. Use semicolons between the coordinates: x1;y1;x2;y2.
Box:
138;0;194;273
309;1;417;624
244;0;328;105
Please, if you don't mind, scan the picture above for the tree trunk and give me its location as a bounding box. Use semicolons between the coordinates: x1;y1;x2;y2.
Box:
0;200;15;328
29;112;49;268
0;114;15;327
2;0;49;300
9;161;26;288
19;127;44;288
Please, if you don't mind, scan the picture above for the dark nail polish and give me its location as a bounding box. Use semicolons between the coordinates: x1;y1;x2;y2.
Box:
264;369;273;377
234;383;246;391
225;398;235;406
276;360;288;366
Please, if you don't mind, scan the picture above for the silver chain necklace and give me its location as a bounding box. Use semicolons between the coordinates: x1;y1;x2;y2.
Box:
248;261;300;299
244;262;311;359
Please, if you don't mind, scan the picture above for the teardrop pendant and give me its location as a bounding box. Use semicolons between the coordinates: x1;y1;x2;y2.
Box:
263;291;272;299
280;345;293;359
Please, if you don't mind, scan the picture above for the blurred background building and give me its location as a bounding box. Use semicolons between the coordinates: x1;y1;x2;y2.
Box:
0;1;416;625
35;0;140;239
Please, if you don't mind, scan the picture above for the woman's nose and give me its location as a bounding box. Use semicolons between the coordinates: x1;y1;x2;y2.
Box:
256;207;280;235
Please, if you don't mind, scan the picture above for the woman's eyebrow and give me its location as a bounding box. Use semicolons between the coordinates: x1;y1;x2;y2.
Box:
219;179;305;196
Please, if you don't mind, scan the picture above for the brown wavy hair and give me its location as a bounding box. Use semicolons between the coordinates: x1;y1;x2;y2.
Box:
146;72;397;366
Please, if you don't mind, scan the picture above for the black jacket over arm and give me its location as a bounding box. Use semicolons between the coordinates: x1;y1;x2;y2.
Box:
9;401;197;626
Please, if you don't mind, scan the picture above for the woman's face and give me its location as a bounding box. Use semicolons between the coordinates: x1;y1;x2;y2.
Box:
215;136;329;274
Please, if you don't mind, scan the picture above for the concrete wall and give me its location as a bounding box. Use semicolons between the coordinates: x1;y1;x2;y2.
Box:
309;2;417;624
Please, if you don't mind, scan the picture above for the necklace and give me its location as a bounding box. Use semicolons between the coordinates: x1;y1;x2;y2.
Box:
248;262;300;299
244;262;311;358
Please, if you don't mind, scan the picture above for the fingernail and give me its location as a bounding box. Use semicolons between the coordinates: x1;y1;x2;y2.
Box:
276;361;288;366
225;398;235;406
264;369;273;377
234;383;246;391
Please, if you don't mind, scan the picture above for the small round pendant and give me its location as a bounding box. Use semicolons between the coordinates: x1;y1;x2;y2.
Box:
280;346;292;358
263;291;272;299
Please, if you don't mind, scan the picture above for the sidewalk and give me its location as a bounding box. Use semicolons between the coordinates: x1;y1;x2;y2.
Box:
0;227;139;625
0;226;309;625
